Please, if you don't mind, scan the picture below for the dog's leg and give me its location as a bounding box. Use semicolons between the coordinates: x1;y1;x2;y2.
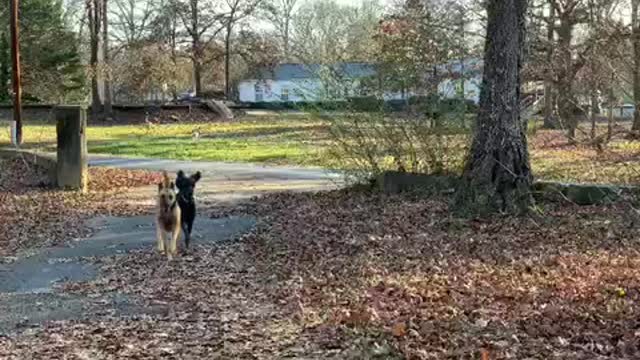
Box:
187;218;194;248
169;227;180;260
186;204;195;249
156;223;165;254
165;232;173;261
181;222;190;250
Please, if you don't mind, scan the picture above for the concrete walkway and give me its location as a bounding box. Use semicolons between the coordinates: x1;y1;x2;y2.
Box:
0;156;341;334
88;155;343;205
0;215;255;334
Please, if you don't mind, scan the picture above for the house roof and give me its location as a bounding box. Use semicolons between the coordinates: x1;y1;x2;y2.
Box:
434;58;483;77
243;59;483;82
249;63;377;81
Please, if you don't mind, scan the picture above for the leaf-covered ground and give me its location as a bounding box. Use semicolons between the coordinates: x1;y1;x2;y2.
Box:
0;155;161;258
3;184;640;358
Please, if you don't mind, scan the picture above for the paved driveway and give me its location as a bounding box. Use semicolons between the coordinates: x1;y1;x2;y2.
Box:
89;155;343;204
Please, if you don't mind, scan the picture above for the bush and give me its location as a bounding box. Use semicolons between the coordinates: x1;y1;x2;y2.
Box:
437;98;477;114
325;112;470;182
347;96;383;112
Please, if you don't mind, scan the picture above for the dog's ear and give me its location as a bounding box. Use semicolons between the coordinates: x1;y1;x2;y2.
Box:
192;171;202;183
177;170;186;179
169;181;175;190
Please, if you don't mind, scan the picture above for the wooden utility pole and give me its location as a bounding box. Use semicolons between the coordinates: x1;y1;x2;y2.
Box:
102;0;113;119
10;0;22;146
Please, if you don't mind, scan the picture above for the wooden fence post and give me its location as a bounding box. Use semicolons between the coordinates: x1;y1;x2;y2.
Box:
55;105;88;192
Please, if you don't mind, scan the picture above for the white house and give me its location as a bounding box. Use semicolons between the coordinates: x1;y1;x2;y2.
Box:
607;104;635;119
435;58;483;104
238;60;484;106
238;63;377;104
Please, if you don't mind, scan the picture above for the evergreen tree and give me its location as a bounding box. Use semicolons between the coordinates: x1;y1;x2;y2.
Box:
0;0;85;102
0;33;10;103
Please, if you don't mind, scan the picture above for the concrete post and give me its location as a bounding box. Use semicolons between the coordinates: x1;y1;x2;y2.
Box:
55;105;88;192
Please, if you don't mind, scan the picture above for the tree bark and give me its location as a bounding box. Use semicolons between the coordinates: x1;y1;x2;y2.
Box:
556;17;578;140
89;0;102;120
590;90;597;140
225;22;232;99
607;72;614;140
457;0;532;214
632;0;640;132
283;17;290;60
191;0;203;97
103;0;113;118
170;17;179;101
225;0;241;100
543;0;557;129
193;53;203;97
283;0;296;60
0;33;10;102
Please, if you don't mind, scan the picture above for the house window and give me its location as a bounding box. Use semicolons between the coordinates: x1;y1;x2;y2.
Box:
329;86;341;99
281;88;290;102
255;83;263;102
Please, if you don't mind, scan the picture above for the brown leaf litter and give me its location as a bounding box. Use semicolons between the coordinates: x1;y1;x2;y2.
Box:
3;170;640;358
0;155;160;258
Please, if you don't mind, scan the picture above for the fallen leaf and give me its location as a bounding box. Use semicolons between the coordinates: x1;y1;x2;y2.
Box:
391;322;407;337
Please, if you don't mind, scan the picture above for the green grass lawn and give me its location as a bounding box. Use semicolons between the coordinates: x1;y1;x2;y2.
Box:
2;114;640;185
0;115;334;167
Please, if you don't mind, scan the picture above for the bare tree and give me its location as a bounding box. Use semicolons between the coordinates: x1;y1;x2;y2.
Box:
150;0;183;99
262;0;298;60
110;0;157;50
543;0;557;128
632;0;640;131
290;0;381;63
103;0;113;117
553;0;590;140
171;0;225;97
458;0;532;213
222;0;262;98
87;0;103;119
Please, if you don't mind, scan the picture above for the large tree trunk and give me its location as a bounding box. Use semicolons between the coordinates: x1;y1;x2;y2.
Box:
590;90;597;140
193;55;202;97
543;0;557;129
225;22;232;99
170;22;179;101
457;0;532;214
607;72;615;140
89;0;102;120
632;0;640;132
103;0;113;119
0;33;10;102
191;0;203;97
556;18;578;141
283;19;290;60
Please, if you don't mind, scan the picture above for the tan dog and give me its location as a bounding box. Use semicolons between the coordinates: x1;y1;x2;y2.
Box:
156;171;181;260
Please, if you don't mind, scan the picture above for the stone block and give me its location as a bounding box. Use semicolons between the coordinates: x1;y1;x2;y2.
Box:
533;181;622;205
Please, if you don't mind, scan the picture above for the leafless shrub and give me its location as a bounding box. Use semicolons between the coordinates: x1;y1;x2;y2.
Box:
324;110;469;182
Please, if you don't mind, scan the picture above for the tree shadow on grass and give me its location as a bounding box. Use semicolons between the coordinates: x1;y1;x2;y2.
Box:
88;137;310;164
199;124;330;141
91;123;330;142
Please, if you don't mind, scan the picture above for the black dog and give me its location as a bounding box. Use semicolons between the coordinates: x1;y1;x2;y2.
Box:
175;170;201;250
